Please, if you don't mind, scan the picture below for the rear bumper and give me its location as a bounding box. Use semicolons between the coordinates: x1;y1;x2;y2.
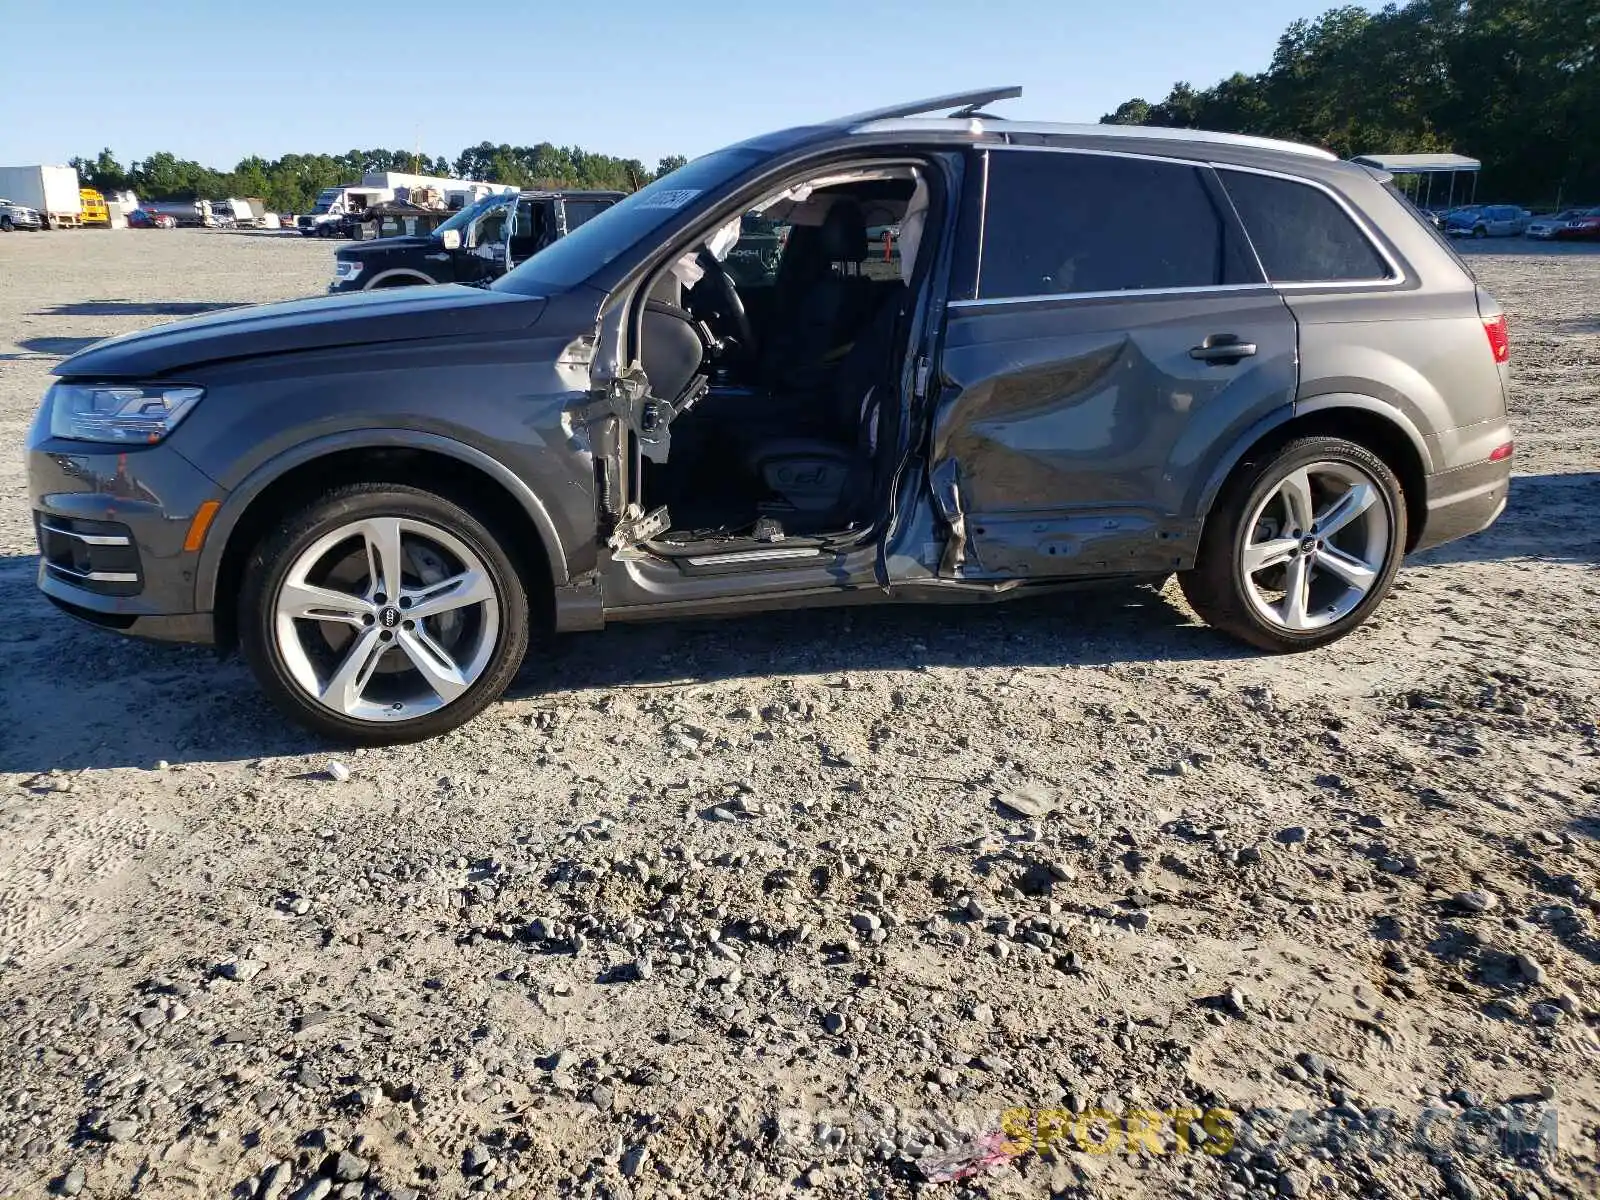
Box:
1413;455;1512;552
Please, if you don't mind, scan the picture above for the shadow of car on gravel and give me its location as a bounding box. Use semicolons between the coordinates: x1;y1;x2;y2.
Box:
2;576;1242;774
6;336;106;358
4;469;1589;774
27;300;249;318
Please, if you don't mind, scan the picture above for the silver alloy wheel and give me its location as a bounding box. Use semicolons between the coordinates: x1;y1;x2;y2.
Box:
1239;460;1391;633
273;517;500;723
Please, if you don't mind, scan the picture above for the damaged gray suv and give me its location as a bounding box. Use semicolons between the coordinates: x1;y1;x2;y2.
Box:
27;87;1514;743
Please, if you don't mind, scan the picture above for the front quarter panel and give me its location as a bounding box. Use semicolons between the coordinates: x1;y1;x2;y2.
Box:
171;308;602;602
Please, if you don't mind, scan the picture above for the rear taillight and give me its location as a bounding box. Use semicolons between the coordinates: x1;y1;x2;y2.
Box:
1483;314;1510;364
1489;442;1514;462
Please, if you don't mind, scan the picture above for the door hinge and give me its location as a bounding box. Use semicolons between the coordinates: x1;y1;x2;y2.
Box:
913;355;932;399
607;503;671;552
584;367;674;462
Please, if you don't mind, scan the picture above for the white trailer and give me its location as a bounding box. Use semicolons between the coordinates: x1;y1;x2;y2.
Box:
296;185;395;236
362;170;517;200
0;165;83;228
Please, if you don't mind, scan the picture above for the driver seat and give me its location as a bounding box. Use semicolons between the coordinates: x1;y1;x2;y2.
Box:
746;282;904;522
759;199;873;399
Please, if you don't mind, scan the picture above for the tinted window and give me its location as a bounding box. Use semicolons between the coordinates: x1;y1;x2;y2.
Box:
1382;182;1471;276
979;151;1251;299
563;199;612;230
1221;171;1391;283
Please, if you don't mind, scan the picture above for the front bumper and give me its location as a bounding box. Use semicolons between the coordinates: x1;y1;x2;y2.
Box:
3;209;42;229
26;429;226;645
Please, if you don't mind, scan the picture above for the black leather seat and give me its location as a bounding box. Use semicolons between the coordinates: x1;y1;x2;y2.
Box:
758;199;873;402
747;282;904;519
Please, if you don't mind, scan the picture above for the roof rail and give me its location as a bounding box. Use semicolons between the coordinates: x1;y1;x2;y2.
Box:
847;117;1338;161
830;87;1022;126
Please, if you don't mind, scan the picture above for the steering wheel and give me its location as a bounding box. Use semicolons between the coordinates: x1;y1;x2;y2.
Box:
695;248;757;361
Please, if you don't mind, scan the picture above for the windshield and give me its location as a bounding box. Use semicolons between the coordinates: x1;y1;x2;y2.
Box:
496;147;766;295
432;193;506;240
312;189;341;214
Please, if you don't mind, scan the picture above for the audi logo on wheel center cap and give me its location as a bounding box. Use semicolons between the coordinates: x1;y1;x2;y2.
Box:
1300;536;1319;555
379;607;401;628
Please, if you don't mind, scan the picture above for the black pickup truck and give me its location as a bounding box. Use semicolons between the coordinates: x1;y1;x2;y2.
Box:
328;189;623;292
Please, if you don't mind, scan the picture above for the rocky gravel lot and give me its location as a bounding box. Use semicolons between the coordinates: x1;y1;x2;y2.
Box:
0;230;1597;1199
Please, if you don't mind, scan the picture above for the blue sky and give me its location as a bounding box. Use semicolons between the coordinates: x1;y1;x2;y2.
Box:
0;0;1354;170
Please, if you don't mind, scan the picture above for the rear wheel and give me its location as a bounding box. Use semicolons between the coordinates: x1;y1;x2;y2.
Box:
238;484;529;743
1180;436;1406;653
0;217;12;232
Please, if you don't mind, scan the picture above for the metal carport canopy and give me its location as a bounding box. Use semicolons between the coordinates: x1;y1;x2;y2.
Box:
1351;152;1481;173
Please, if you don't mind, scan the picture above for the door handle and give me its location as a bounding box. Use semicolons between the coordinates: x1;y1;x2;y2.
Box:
424;252;450;262
1190;335;1257;364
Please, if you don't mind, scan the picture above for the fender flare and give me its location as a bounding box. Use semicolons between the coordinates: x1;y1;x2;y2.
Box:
1186;393;1434;522
363;268;437;289
193;429;570;611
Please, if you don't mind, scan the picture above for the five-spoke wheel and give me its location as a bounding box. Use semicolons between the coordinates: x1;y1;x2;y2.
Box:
240;485;528;743
1181;436;1406;652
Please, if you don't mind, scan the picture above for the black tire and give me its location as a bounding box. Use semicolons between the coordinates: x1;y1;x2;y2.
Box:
0;217;12;232
1473;225;1488;239
1179;436;1406;653
238;484;530;744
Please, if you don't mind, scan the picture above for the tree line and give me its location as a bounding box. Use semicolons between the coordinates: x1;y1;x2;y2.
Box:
70;146;691;213
1102;0;1599;205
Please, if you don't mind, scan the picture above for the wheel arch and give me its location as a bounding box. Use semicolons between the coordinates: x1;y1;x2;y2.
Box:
1190;396;1431;552
364;268;436;289
200;432;569;651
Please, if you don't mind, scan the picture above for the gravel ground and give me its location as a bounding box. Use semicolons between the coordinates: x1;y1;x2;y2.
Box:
0;229;1597;1200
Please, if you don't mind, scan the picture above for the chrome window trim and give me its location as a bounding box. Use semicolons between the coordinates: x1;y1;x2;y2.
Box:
1211;162;1406;288
949;283;1275;310
38;519;131;547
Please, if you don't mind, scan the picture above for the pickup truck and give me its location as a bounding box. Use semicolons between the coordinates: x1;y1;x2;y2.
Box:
328;189;622;291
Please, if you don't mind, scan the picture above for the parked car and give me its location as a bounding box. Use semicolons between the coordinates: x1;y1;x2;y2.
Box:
1553;207;1600;241
1445;204;1530;238
0;196;43;231
328;190;622;291
1524;209;1584;240
26;86;1514;743
127;209;177;229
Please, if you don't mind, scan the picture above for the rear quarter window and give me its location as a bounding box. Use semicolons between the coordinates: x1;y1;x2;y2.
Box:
1219;170;1392;283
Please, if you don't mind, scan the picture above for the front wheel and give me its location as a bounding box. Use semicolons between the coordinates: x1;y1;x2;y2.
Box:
0;217;12;232
238;484;530;743
1473;225;1488;239
1180;436;1406;653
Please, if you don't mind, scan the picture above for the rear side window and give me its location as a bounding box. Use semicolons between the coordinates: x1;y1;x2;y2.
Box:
978;151;1257;299
1220;170;1392;283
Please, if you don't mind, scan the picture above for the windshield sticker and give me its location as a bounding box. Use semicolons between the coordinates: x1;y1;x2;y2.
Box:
635;189;702;211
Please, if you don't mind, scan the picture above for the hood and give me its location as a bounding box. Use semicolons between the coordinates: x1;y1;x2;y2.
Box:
337;235;435;260
56;285;547;379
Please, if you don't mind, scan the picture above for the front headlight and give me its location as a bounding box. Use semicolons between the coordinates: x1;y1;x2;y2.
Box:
334;259;364;281
47;382;204;444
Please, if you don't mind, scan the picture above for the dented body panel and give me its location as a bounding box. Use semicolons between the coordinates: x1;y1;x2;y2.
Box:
927;287;1298;579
